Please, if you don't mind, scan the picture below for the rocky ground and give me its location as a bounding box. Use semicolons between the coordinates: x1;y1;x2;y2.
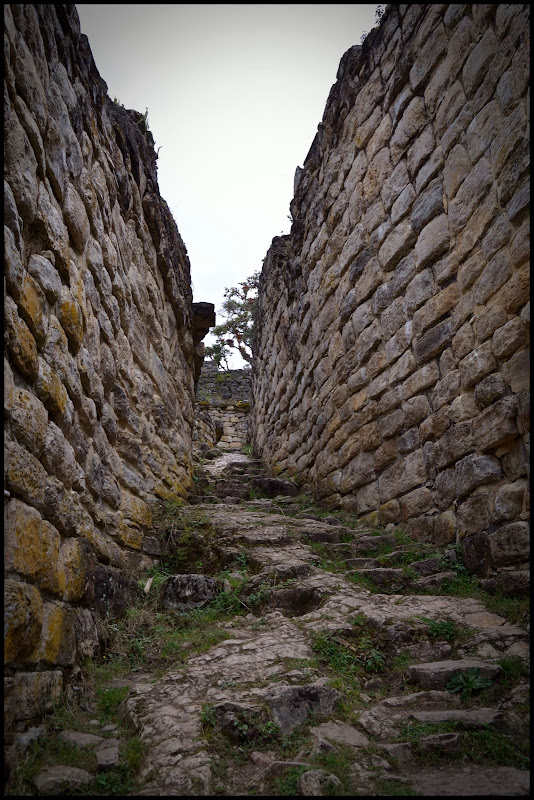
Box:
6;451;530;796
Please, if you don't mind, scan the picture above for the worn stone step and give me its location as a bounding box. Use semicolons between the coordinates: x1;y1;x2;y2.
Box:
408;707;505;728
406;659;504;690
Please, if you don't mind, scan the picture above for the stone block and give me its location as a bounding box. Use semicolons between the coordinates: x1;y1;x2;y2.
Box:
390;97;427;163
58;538;94;603
449;158;492;234
492;319;527;360
462;28;498;95
10;387;49;459
379;499;402;525
458;341;497;389
340;451;375;493
415;214;450;270
457;494;490;537
503;352;530;410
373;439;398;471
16;272;48;347
379;408;404;439
4;296;39;382
472;249;513;306
4;579;43;664
378;221;417;272
378;449;427;502
488;522;530;568
493;481;528;522
473;373;506;408
413;283;459;336
462;530;490;576
399;486;433;520
31;602;77;667
43;477;80;537
434;508;457;546
435;422;474;468
410;177;444;233
414;319;453;365
456;454;502;498
402;361;439;401
403;394;431;428
499;266;530;314
474;396;518;451
63;184;90;252
430;370;460;411
6;439;47;512
448;393;479;423
473;306;507;344
356;481;380;514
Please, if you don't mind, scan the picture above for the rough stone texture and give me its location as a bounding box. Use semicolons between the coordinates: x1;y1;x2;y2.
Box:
252;4;530;586
194;361;252;451
3;3;205;727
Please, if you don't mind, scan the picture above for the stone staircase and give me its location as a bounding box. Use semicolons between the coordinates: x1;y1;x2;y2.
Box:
11;453;530;796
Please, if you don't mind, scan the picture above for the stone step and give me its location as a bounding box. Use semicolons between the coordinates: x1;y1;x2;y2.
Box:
406;659;504;691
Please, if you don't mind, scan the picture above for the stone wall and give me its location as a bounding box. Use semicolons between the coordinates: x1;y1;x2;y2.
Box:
195;361;252;450
4;4;198;727
252;4;530;592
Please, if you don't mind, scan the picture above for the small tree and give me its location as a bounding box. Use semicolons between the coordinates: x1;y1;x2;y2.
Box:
205;271;260;368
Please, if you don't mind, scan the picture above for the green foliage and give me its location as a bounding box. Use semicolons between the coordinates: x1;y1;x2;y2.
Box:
98;686;130;718
205;271;260;366
416;616;459;642
446;668;494;700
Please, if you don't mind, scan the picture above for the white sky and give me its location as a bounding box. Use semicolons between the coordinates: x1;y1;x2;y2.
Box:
76;4;380;367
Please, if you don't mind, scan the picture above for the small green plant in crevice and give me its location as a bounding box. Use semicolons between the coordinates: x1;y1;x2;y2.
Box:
416;616;460;643
446;668;494;701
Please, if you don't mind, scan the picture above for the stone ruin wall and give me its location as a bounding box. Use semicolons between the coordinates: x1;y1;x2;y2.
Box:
252;4;530;593
195;361;252;451
4;4;199;728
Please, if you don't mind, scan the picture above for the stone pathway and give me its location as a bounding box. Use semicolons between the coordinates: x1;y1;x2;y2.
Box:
20;453;530;795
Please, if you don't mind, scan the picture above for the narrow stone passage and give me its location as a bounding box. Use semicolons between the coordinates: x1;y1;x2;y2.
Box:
110;456;531;794
11;452;529;796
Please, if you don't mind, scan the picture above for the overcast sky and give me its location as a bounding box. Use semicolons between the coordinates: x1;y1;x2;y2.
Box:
76;4;380;366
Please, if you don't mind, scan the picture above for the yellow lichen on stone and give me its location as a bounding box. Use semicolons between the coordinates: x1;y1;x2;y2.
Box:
117;521;144;550
120;492;152;528
18;273;48;346
4;579;43;664
36;357;68;417
58;286;84;352
31;603;76;667
5;499;43;580
359;510;381;528
58;538;90;602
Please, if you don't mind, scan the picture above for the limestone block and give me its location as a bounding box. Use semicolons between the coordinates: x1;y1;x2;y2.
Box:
6;439;47;512
458;251;485;293
4;226;24;299
353;258;383;304
499;266;530;314
474;373;507;408
452;322;475;361
434;422;474;468
458;341;497;390
4;296;39;382
474;396;518;451
448;393;479;423
385;321;413;364
10;387;48;458
379;408;403;439
30;602;77;667
489;103;527;177
58;285;84;354
472;249;512;306
412;283;459;337
415;214;450;270
399;487;433;520
363;148;392;204
419;408;451;444
402;361;439;401
378;449;427;503
457;494;491;537
493;481;528;522
378;221;417;272
488;522;530;568
27;253;61;304
492;319;527;360
462;28;498;95
340;451;375;493
502;349;530;394
390;97;427;164
43;476;80;537
4;578;43;664
35;184;70;277
407;125;435;179
63;184;90;252
414;319;453;365
5;499;45;582
403;394;431;428
373;438;398;471
379;498;401;524
366;114;393;162
449;158;492;234
4;109;40;222
410;23;448;91
472;306;507;344
58;538;93;603
434;508;457;546
42;421;84;491
391;183;415;224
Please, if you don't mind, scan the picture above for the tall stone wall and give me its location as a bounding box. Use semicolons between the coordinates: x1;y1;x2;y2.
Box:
4;4;197;727
253;4;530;592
